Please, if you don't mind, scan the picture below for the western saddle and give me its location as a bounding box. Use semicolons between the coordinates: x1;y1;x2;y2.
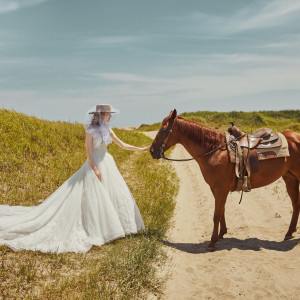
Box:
227;122;283;193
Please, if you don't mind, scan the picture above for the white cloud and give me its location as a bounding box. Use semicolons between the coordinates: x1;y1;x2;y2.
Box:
1;54;299;125
0;0;48;14
237;0;300;31
259;39;300;49
96;73;168;84
0;90;38;101
84;36;143;48
182;0;300;36
222;0;300;34
88;52;300;104
204;53;288;65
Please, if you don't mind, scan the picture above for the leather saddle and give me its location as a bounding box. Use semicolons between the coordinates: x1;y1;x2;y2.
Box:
227;122;283;192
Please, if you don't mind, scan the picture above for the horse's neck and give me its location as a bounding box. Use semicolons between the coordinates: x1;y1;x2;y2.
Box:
175;118;223;158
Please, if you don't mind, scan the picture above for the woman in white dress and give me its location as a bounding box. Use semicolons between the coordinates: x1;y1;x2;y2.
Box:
0;104;148;253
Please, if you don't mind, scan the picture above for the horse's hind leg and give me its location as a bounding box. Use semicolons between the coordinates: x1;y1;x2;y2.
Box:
282;172;300;240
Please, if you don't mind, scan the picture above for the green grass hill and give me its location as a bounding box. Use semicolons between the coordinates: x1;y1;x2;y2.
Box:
0;109;178;299
139;110;300;132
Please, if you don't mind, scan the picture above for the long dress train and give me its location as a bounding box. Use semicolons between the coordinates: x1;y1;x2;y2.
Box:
0;128;145;253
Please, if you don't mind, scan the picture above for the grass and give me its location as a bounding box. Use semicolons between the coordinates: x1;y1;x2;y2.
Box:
138;110;300;133
0;109;179;299
138;122;162;132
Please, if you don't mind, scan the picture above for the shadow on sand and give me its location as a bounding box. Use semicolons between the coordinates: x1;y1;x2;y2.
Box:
163;237;300;253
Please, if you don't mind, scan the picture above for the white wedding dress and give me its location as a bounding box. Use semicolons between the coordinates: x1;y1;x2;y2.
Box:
0;126;145;253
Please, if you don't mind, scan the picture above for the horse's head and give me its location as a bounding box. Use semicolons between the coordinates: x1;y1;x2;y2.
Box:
150;109;177;159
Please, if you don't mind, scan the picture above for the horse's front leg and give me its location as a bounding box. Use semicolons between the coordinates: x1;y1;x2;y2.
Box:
208;187;229;248
218;209;227;239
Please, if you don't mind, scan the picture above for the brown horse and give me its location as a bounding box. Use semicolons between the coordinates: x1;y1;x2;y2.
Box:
150;109;300;248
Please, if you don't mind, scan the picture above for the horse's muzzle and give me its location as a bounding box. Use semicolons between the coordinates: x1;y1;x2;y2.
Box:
150;146;161;159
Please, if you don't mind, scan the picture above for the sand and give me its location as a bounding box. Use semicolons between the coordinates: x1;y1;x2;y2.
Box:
144;131;300;300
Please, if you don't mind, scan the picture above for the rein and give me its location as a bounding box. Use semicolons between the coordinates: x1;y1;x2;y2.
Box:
160;142;229;161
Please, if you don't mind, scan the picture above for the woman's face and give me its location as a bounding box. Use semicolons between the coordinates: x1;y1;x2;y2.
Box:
102;112;112;123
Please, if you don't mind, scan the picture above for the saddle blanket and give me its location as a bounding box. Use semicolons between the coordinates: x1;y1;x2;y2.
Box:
225;132;290;164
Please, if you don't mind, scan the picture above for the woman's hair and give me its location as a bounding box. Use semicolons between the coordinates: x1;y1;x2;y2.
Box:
90;112;107;126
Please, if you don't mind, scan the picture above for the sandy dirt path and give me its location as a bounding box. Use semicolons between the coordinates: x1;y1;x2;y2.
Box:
144;131;300;300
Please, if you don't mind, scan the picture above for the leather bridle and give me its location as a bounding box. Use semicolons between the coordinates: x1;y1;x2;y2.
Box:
159;122;229;162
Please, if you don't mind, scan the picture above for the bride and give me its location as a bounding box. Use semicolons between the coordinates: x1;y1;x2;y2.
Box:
0;104;149;253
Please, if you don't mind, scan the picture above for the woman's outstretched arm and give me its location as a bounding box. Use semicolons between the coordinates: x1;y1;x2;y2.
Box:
85;133;102;181
110;130;150;152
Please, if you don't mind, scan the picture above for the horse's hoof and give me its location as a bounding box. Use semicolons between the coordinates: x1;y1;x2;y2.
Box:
206;246;216;252
284;235;294;241
206;242;217;251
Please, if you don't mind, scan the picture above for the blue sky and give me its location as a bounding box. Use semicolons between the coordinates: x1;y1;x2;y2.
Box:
0;0;299;126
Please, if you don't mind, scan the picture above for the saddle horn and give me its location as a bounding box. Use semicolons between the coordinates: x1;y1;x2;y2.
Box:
228;122;243;138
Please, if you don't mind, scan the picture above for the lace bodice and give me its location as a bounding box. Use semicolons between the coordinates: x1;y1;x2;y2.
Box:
85;125;112;151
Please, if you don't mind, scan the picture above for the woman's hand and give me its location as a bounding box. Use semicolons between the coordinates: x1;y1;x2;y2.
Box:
110;131;152;152
139;145;151;152
94;168;102;181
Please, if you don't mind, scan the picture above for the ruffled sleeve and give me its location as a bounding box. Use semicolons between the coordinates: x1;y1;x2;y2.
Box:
85;125;112;146
85;126;98;134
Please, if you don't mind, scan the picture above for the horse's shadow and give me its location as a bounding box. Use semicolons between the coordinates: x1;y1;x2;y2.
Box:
162;237;300;253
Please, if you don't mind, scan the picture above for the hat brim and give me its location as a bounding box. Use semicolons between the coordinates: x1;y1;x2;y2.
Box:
88;111;118;114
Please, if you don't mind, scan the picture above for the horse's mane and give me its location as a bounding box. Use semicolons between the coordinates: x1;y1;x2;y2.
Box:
176;117;225;151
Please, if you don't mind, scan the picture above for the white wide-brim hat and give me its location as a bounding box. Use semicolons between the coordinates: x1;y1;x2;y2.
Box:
88;104;119;114
83;104;119;128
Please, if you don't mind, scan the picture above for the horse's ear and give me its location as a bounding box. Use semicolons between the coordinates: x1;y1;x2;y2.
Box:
171;109;177;120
